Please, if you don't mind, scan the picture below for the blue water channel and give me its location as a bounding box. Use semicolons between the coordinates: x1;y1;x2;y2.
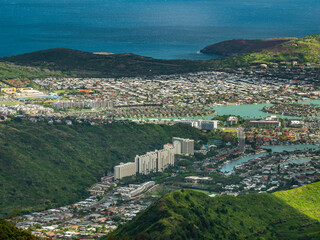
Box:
220;143;319;173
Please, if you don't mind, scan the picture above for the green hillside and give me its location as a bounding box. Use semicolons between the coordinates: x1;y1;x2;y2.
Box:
0;62;65;85
1;34;320;85
274;182;320;221
0;218;36;240
0;48;207;79
0;121;207;217
108;182;320;240
208;34;320;69
200;38;296;56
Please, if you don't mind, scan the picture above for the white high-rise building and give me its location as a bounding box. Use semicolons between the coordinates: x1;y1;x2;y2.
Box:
135;151;157;175
115;138;195;178
172;137;194;155
173;119;218;130
114;162;136;180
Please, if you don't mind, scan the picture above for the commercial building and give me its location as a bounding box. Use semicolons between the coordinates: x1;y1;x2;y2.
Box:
288;119;304;128
249;116;281;128
185;176;212;183
197;120;219;130
114;162;136;180
53;100;113;110
173;119;218;130
226;116;238;125
0;88;16;94
172;137;194;155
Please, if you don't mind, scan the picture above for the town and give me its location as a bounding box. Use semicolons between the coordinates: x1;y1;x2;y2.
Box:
1;70;320;239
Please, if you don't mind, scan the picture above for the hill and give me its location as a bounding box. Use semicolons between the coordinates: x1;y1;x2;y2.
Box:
107;182;320;240
0;218;36;240
0;34;319;85
208;34;320;69
0;121;207;217
0;48;207;79
200;38;296;56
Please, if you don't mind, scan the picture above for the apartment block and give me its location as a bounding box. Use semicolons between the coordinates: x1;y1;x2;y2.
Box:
114;162;136;180
172;137;194;155
135;151;157;175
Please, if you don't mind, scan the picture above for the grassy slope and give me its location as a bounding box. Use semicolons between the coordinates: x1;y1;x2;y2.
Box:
109;183;320;240
0;121;206;217
274;182;320;221
0;62;65;83
0;218;36;240
208;34;320;69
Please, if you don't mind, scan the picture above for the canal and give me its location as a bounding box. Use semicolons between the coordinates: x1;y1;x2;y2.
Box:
220;143;319;173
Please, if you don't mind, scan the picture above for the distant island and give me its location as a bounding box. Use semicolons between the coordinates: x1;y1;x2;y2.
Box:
200;38;297;56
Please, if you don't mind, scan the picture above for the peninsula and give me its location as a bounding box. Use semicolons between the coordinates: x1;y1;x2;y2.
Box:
200;38;296;56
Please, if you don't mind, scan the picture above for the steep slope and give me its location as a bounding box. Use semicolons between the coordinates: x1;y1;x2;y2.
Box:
208;34;320;69
200;38;296;56
108;183;320;240
0;121;206;217
274;182;320;221
0;48;207;79
0;218;36;240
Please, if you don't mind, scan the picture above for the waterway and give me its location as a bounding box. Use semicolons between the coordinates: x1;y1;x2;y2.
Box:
220;143;319;173
125;99;320;121
212;99;320;119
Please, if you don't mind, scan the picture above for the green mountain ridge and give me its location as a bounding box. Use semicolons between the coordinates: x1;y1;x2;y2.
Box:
1;34;320;85
0;48;207;80
0;121;206;217
108;182;320;240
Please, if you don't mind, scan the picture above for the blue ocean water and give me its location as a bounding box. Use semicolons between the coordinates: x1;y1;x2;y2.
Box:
1;0;320;59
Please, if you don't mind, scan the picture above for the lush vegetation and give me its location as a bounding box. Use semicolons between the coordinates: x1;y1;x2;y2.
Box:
0;121;207;217
208;34;320;69
107;182;320;240
0;218;36;240
200;38;295;56
0;62;65;86
1;34;320;86
274;182;320;221
0;48;209;79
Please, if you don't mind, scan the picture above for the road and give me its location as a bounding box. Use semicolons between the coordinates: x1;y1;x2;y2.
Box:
238;127;246;152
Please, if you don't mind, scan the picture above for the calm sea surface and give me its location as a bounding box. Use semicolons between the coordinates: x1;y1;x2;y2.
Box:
1;0;320;59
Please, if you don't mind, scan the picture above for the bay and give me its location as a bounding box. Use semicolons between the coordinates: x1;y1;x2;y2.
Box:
1;0;320;59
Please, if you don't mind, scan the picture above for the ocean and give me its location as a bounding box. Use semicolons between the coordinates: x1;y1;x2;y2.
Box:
1;0;320;59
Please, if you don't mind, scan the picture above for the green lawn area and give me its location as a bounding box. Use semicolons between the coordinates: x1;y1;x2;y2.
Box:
222;128;238;133
0;101;23;106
